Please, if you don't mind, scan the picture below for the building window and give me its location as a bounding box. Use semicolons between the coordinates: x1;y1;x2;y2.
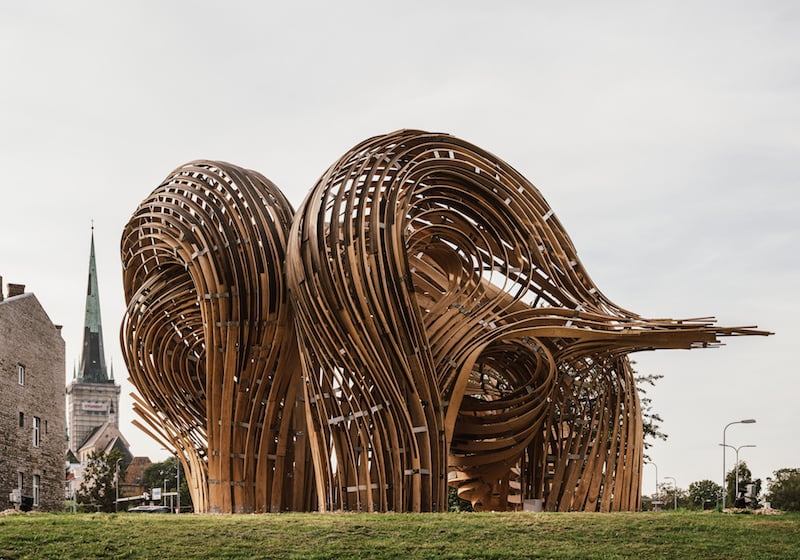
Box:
33;416;41;447
18;364;25;385
33;475;40;507
19;412;24;428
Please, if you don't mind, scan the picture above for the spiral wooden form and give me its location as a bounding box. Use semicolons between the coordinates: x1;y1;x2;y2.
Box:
121;161;313;513
121;130;767;513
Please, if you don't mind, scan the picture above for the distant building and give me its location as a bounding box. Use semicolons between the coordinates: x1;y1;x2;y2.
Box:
65;427;142;509
0;278;67;511
65;230;133;510
66;230;127;460
120;456;151;498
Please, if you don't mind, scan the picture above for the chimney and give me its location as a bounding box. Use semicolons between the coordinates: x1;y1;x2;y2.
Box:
7;283;26;298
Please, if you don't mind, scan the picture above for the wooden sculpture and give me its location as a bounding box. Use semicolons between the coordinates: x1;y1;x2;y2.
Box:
120;161;313;513
121;130;767;513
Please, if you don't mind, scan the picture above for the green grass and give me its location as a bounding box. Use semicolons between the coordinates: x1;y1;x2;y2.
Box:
1;511;798;559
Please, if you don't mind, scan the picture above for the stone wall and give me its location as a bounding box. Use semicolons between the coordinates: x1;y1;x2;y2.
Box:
0;284;66;512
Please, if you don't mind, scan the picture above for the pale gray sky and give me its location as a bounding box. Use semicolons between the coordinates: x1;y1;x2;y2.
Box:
2;1;797;499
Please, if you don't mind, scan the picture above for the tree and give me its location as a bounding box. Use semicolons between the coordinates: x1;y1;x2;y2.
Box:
658;482;688;510
143;456;192;511
687;479;722;510
725;460;761;508
634;369;667;460
765;468;800;511
447;486;473;512
75;449;128;513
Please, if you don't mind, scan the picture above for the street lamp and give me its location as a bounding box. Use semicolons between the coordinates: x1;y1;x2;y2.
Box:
719;443;756;504
114;458;123;513
645;460;659;510
722;419;755;509
664;476;677;510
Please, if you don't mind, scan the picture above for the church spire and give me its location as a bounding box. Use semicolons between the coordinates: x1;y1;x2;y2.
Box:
78;225;110;383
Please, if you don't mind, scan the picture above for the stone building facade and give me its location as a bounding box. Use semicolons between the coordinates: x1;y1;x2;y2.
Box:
0;278;67;511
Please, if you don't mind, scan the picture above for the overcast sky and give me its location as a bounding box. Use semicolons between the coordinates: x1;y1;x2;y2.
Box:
2;1;797;501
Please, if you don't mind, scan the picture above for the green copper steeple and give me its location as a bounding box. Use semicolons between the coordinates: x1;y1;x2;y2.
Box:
78;227;110;383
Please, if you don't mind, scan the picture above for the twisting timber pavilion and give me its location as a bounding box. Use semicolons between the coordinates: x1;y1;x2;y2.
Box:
120;130;768;513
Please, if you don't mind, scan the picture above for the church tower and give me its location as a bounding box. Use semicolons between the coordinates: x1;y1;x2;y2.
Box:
66;228;121;454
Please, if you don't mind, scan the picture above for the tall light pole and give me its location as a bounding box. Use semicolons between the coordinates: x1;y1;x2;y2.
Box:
722;419;756;509
719;443;756;504
115;458;122;513
664;476;677;510
645;460;659;510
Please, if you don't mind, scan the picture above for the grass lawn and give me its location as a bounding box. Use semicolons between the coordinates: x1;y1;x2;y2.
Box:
1;510;798;559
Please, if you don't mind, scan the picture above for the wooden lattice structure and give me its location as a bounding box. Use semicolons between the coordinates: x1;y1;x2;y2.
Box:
121;130;767;513
120;161;312;513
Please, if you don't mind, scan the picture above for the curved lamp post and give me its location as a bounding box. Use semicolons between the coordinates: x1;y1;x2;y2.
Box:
719;443;756;504
722;419;756;509
645;460;659;510
664;476;677;510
